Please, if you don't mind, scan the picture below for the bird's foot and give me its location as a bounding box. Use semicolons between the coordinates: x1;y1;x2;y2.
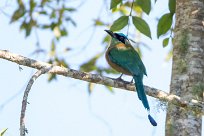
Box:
130;78;134;83
115;74;132;84
111;74;132;84
115;74;124;82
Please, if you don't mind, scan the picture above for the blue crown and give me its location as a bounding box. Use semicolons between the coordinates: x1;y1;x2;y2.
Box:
116;33;128;39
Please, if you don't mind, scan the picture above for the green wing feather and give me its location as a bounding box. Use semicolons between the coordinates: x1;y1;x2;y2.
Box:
108;44;147;76
108;45;150;110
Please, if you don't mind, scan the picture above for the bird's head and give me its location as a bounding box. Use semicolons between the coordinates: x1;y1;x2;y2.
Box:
105;30;128;44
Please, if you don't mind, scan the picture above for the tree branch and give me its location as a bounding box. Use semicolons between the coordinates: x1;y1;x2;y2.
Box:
0;49;203;115
20;67;52;136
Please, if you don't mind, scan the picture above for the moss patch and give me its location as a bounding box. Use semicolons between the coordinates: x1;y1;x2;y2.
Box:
177;59;187;73
192;83;204;99
178;29;189;54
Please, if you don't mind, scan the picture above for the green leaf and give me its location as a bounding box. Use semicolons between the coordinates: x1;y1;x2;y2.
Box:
0;128;8;136
102;35;110;44
20;22;31;37
110;0;122;9
50;11;56;19
105;86;114;93
40;24;50;29
165;49;173;61
132;16;151;39
48;73;57;82
20;19;37;37
157;13;173;38
110;16;129;31
40;0;48;6
64;8;76;12
39;11;47;15
26;19;36;37
168;0;176;13
60;28;68;37
57;59;69;68
80;54;102;72
17;0;24;5
88;83;95;95
94;19;105;26
163;38;169;47
29;0;36;13
50;40;56;56
25;26;32;37
136;0;151;14
10;7;26;23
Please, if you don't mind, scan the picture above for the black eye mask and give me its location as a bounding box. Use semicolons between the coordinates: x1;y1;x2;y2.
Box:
115;33;126;44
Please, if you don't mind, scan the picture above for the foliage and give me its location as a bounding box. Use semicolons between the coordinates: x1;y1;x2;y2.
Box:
11;0;76;38
169;0;176;14
0;128;8;136
158;0;175;50
135;0;151;15
80;53;102;72
163;38;169;48
110;1;152;39
5;0;176;83
157;13;173;38
110;16;129;31
132;16;151;39
110;0;122;9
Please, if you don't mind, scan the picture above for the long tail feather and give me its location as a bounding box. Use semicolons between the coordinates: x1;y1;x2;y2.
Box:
133;75;150;110
148;114;157;126
133;75;157;126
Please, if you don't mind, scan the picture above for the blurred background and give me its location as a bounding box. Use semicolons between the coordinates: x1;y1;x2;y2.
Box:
0;0;179;136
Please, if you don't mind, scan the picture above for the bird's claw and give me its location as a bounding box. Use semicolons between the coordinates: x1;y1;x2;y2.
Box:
130;78;134;83
116;77;124;82
115;74;124;82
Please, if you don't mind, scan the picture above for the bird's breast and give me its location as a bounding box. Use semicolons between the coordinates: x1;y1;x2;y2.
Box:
105;46;132;75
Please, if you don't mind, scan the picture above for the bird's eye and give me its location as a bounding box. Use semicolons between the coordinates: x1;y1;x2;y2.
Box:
120;37;124;40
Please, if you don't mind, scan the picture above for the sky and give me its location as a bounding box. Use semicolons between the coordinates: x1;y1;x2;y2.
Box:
0;0;203;136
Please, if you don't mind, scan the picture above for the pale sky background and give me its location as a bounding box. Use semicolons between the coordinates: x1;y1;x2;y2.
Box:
0;0;203;136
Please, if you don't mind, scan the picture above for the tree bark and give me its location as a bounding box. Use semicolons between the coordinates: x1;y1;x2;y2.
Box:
165;0;204;136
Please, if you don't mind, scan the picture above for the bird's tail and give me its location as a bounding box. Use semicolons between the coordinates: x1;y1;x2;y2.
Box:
133;75;150;110
133;75;157;126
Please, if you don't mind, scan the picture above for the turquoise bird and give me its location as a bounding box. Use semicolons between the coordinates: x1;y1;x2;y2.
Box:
105;30;157;126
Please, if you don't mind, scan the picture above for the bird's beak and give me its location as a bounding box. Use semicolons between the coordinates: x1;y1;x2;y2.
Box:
104;30;115;38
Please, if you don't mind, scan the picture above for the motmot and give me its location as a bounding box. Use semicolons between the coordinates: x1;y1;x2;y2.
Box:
105;30;157;126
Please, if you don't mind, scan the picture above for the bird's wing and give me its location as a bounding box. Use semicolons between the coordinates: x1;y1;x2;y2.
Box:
108;44;147;76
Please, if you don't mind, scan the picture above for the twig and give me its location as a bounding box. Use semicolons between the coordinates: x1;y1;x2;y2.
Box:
127;0;134;36
0;49;203;115
20;67;52;136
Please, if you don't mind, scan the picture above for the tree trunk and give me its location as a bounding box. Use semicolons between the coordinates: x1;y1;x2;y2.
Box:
165;0;204;136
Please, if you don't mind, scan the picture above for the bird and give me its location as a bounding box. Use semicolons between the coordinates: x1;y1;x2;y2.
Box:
105;30;157;126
